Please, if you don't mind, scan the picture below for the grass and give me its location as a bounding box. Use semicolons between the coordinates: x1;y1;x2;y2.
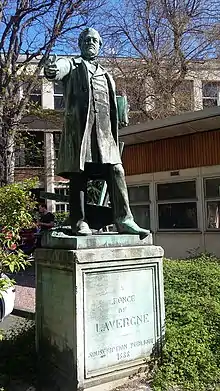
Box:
152;254;220;391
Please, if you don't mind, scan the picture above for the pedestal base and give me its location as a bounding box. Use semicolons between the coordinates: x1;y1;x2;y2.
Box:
36;235;165;391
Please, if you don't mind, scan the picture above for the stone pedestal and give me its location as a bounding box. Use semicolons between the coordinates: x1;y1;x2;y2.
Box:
36;234;165;391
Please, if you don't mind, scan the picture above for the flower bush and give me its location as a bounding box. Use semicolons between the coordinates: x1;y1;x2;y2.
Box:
0;180;36;306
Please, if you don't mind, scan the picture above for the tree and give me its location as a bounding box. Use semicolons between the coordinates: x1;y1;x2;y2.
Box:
0;0;104;185
100;0;220;122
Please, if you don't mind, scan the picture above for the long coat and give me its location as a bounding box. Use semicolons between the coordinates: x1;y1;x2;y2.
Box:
46;57;120;178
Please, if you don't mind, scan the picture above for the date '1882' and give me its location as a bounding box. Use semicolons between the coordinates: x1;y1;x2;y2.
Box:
117;351;130;361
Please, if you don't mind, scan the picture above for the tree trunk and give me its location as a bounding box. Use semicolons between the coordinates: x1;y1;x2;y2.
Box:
0;125;15;186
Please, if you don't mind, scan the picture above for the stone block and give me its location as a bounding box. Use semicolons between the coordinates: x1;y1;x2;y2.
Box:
36;236;164;391
41;231;153;249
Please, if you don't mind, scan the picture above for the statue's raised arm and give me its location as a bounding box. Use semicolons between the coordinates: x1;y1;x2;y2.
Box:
44;54;71;81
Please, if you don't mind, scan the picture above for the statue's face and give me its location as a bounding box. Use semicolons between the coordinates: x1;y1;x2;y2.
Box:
80;31;100;60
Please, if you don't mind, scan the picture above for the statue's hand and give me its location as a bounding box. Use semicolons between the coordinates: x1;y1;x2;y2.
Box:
44;54;58;78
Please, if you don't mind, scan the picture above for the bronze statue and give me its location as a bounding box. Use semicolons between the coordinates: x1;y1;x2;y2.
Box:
44;28;149;238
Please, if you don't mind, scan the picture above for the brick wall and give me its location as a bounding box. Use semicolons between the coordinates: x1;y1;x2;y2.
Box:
15;167;45;184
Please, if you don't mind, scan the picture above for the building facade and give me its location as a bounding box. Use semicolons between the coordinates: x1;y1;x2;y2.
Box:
122;108;220;258
14;58;220;257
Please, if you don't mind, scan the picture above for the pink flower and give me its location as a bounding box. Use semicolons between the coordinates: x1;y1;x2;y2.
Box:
10;243;17;251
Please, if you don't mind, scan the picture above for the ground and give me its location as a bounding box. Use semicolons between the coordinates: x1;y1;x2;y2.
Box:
13;263;35;312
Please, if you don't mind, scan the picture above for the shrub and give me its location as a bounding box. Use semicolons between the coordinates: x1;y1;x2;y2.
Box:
54;211;69;226
153;254;220;391
0;180;36;326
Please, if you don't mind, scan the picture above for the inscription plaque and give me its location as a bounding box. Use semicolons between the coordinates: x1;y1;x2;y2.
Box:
84;267;157;376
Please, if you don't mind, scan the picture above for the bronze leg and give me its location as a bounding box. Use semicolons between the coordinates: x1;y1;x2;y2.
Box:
69;173;87;230
106;163;133;222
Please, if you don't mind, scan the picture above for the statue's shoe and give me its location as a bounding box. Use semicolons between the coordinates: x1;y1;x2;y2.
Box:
74;221;92;236
116;218;150;240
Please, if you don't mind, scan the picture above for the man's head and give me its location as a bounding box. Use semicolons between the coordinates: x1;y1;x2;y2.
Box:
78;28;102;60
39;203;47;214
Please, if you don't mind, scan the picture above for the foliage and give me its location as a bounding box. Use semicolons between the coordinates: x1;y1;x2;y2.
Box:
0;180;36;305
153;254;220;391
54;211;69;225
101;0;220;121
87;180;103;204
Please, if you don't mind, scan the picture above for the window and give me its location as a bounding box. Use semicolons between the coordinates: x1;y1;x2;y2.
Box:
30;84;42;106
128;185;150;230
53;132;61;160
202;82;220;108
15;131;44;167
175;80;193;112
204;178;220;229
54;81;64;110
115;76;146;112
54;186;69;213
157;181;198;230
15;143;25;167
23;80;42;106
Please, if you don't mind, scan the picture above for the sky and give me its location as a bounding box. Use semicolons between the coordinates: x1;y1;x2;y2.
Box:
1;0;220;60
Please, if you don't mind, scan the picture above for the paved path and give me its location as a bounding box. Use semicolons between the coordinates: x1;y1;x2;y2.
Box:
10;264;36;312
0;264;35;334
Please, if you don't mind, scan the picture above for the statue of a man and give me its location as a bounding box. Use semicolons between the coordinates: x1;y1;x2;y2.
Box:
44;27;149;237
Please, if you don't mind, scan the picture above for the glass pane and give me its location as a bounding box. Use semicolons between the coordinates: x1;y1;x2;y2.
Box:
175;80;193;111
128;186;149;203
157;181;196;201
158;202;197;229
56;204;61;212
22;80;42;94
54;96;64;110
30;95;42;106
24;131;44;167
54;132;61;146
131;205;150;230
55;149;59;160
207;201;220;229
60;204;65;212
203;98;218;108
54;81;63;95
202;82;218;97
15;144;25;167
54;132;61;159
205;178;220;198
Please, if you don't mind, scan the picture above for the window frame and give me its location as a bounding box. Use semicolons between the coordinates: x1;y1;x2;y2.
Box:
53;81;64;110
22;78;42;107
15;131;44;168
115;76;147;112
54;185;69;213
156;179;199;232
204;177;220;231
128;184;151;230
202;81;220;109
